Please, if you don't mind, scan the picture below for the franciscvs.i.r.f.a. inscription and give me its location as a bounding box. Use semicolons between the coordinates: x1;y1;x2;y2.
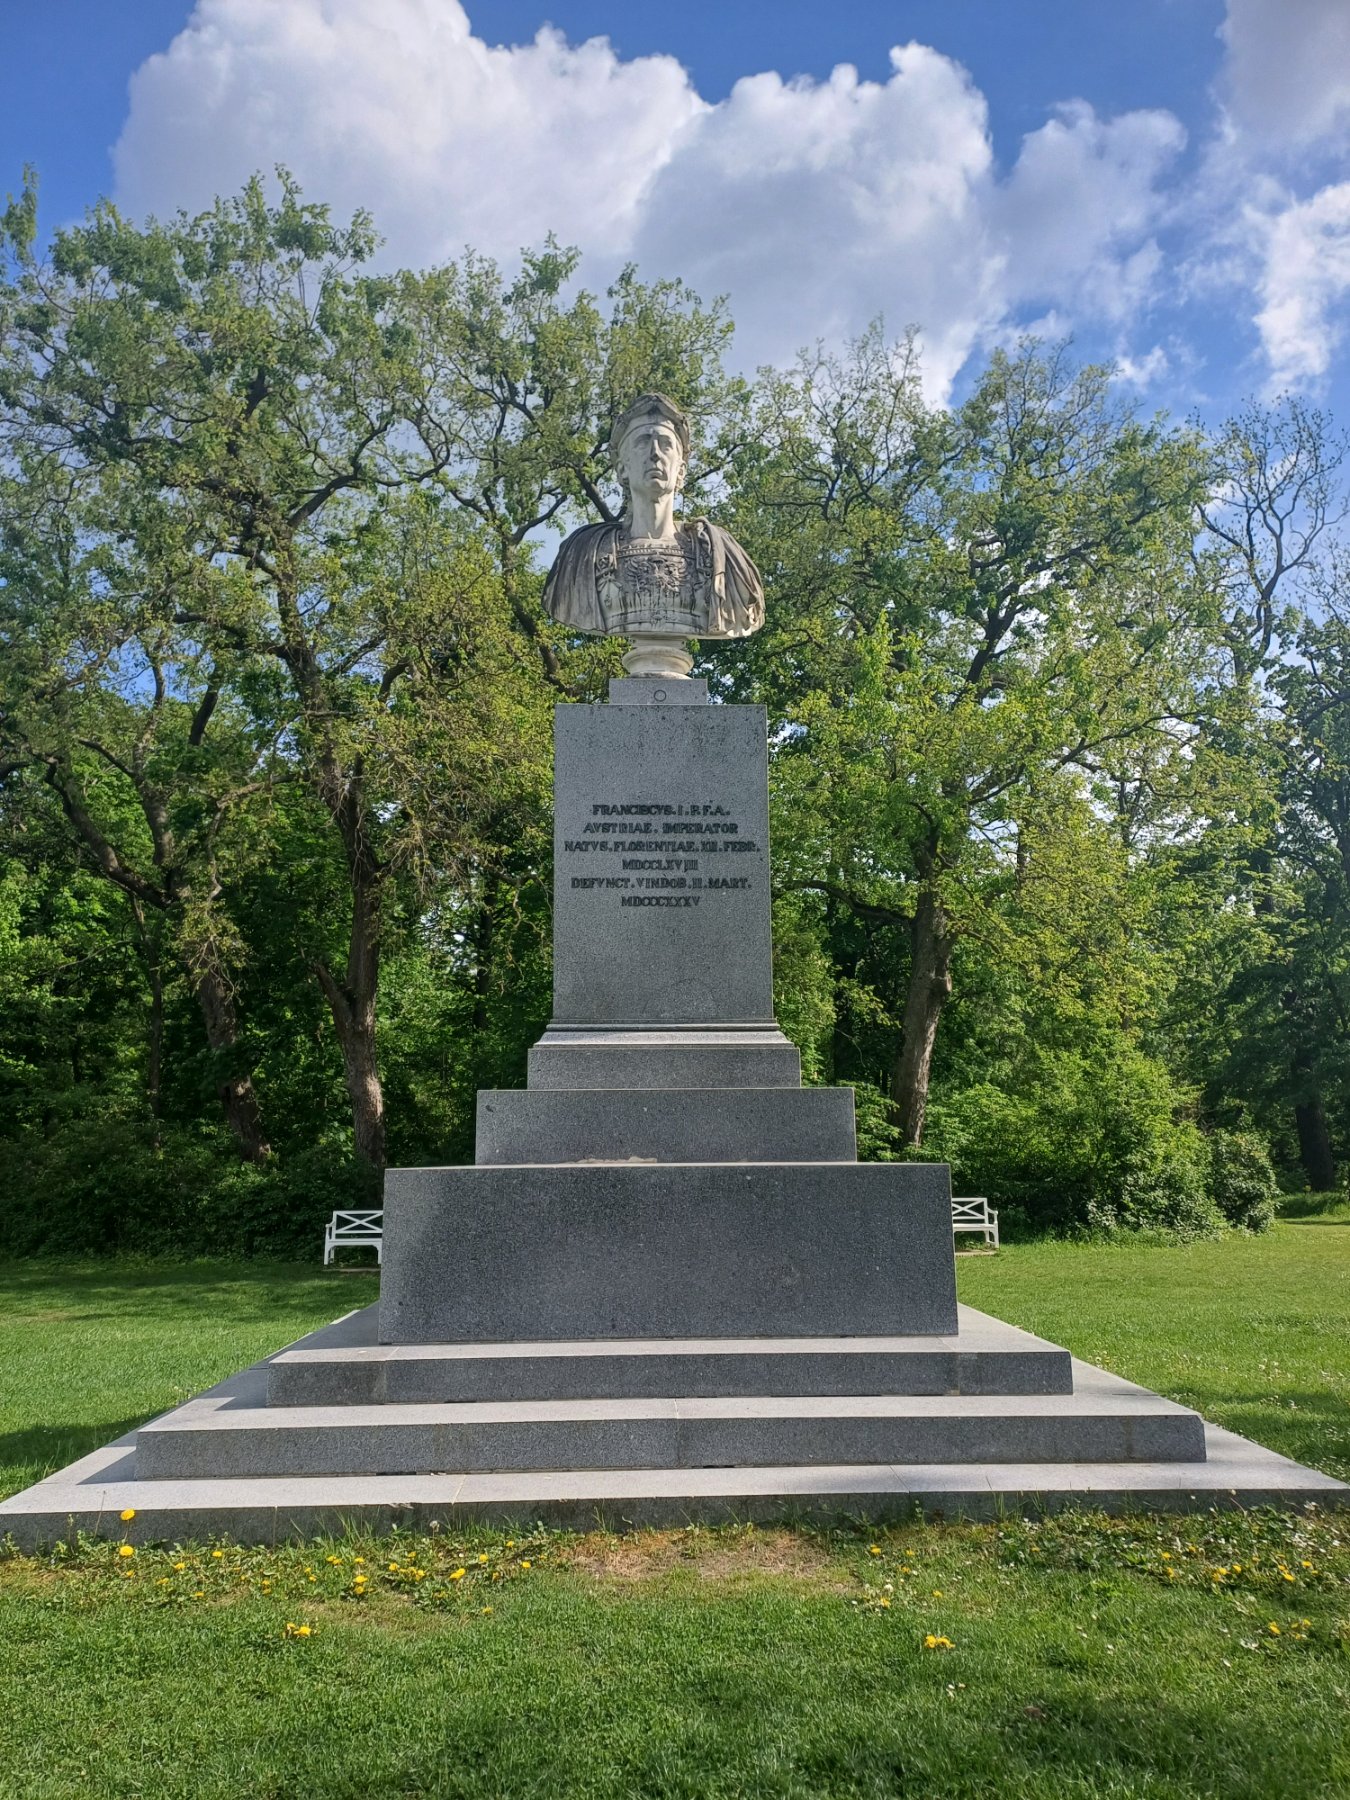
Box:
565;799;758;905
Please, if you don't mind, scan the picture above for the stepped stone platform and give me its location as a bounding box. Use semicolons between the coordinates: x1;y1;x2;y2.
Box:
2;1303;1344;1549
6;675;1344;1548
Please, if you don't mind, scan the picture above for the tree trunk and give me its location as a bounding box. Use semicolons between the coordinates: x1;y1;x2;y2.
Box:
314;868;386;1172
890;884;954;1147
471;870;499;1036
1294;1097;1337;1192
191;956;271;1162
130;899;164;1143
146;954;164;1148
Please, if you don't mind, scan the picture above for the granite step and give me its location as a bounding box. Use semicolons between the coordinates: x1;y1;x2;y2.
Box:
268;1319;1074;1407
5;1314;1344;1547
527;1027;802;1091
5;1425;1345;1551
474;1085;857;1165
134;1374;1208;1480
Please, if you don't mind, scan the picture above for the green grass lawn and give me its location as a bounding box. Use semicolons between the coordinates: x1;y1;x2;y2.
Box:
2;1229;1348;1799
957;1215;1350;1485
0;1260;346;1503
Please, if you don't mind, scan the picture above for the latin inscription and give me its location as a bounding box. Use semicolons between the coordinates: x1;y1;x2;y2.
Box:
565;800;760;907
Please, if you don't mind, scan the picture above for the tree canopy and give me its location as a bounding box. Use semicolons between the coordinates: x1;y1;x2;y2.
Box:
0;173;1344;1253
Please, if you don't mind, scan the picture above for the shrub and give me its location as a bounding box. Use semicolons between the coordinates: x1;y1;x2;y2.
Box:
923;1046;1223;1241
0;1113;376;1259
1206;1129;1278;1232
849;1081;904;1162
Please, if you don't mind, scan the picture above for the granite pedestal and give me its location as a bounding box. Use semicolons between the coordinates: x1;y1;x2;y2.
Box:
5;675;1344;1542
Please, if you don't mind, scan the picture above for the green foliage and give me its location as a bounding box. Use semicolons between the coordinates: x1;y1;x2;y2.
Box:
0;1115;374;1260
0;173;1347;1248
1206;1129;1278;1232
925;1047;1221;1241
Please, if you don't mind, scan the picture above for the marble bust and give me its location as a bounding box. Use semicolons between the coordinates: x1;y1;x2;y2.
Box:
543;393;765;677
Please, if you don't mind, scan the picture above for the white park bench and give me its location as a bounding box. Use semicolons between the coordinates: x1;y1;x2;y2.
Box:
951;1196;999;1250
323;1209;384;1266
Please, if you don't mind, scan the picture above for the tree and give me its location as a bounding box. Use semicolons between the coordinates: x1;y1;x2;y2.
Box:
1179;400;1350;1186
0;446;281;1159
732;336;1219;1144
0;175;551;1166
0;174;755;1169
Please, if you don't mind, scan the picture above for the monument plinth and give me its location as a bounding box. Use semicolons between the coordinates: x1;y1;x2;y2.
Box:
5;395;1344;1544
379;672;961;1344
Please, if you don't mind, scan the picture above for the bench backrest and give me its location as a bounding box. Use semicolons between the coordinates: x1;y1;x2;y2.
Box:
951;1198;993;1221
329;1210;384;1236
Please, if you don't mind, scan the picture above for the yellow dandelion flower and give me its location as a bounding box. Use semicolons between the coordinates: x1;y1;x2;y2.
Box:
932;1589;943;1598
449;1568;466;1581
868;1546;881;1557
119;1508;136;1522
505;1540;515;1549
879;1597;891;1609
478;1553;489;1564
118;1545;135;1558
173;1561;186;1572
521;1560;531;1570
482;1606;493;1615
1267;1622;1281;1635
211;1549;223;1559
354;1557;365;1565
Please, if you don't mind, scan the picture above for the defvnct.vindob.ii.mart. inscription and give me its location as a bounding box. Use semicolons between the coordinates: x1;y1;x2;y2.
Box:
565;801;758;907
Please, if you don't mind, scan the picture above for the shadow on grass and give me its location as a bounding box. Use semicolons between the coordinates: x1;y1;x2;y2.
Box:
1;1417;148;1500
1161;1389;1350;1482
0;1261;339;1324
1278;1192;1350;1222
358;1665;1346;1800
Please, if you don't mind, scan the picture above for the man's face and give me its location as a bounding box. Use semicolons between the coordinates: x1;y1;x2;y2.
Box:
618;418;685;505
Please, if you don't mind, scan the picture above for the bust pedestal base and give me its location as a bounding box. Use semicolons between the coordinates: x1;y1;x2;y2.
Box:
621;635;693;678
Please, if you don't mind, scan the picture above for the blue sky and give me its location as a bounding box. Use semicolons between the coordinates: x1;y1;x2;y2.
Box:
4;1;1349;425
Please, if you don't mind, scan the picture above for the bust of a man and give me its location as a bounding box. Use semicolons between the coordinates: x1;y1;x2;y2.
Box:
542;393;764;676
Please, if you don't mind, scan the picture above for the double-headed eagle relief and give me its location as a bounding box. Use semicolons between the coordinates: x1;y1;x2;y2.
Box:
543;393;765;676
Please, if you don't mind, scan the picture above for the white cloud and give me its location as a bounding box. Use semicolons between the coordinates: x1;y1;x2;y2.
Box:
113;0;1189;400
630;46;1003;394
995;102;1185;321
1251;181;1350;389
1113;344;1171;388
1220;0;1350;149
1196;1;1350;395
115;0;704;263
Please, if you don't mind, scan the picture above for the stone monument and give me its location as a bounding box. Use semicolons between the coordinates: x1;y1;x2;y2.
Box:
3;396;1344;1543
380;392;959;1345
